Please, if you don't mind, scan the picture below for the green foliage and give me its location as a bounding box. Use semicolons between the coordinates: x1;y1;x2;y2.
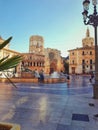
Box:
64;61;69;74
0;37;12;50
0;37;22;71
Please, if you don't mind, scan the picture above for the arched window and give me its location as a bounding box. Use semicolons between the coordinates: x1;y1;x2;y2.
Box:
90;59;92;64
82;51;85;55
90;51;92;55
82;59;85;64
72;60;74;64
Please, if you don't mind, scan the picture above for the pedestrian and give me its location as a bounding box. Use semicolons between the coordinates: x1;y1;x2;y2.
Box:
89;73;94;83
66;74;70;83
39;70;44;83
34;69;40;82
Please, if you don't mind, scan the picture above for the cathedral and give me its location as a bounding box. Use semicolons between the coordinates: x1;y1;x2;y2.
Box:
68;28;95;74
0;35;64;77
21;35;64;75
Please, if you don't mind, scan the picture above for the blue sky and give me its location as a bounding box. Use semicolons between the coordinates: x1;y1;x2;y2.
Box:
0;0;94;56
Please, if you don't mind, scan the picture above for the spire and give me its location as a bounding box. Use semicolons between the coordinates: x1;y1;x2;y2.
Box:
86;27;90;37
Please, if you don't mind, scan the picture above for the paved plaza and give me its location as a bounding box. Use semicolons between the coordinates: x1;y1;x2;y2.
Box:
0;75;98;130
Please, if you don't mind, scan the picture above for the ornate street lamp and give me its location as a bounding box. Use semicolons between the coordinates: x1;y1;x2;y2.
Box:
82;0;98;98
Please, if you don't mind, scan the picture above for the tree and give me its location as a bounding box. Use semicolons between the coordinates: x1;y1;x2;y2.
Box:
64;61;69;74
0;36;22;87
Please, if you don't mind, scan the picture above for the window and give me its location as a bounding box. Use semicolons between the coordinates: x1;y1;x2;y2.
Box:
82;51;85;55
72;52;74;55
29;56;32;60
82;65;85;69
82;59;85;64
90;51;92;55
49;52;54;60
30;62;32;66
90;59;92;64
91;42;93;46
90;65;92;69
72;60;74;64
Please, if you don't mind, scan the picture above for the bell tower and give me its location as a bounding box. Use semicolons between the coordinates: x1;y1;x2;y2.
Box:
86;27;90;37
29;35;44;55
82;28;94;47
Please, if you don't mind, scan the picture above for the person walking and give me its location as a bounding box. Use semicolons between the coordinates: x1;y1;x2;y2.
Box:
89;73;94;83
34;69;40;82
39;69;44;83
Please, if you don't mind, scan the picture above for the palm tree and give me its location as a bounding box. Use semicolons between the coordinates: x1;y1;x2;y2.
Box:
0;36;22;87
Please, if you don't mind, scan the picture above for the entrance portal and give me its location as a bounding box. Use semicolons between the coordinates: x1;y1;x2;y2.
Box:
72;67;75;74
50;62;57;74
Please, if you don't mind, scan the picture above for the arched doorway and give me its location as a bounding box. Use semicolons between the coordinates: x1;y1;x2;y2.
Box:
50;62;57;74
72;67;75;74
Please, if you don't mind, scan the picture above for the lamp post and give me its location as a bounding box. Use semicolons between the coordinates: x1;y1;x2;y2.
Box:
82;0;98;98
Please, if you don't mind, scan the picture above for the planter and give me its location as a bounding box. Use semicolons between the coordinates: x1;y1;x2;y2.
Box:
0;122;20;130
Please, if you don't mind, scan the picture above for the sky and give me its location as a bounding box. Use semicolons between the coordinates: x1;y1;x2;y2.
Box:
0;0;94;57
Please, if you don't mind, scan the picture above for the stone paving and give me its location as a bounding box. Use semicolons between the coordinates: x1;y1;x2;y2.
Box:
0;75;98;130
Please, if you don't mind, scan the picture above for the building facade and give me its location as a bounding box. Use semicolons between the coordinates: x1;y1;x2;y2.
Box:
44;48;64;74
21;53;45;72
29;35;44;55
68;28;95;74
21;35;64;74
21;35;45;73
0;36;21;77
0;35;64;77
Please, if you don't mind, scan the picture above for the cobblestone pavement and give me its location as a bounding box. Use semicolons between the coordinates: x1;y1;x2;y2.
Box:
0;75;98;130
